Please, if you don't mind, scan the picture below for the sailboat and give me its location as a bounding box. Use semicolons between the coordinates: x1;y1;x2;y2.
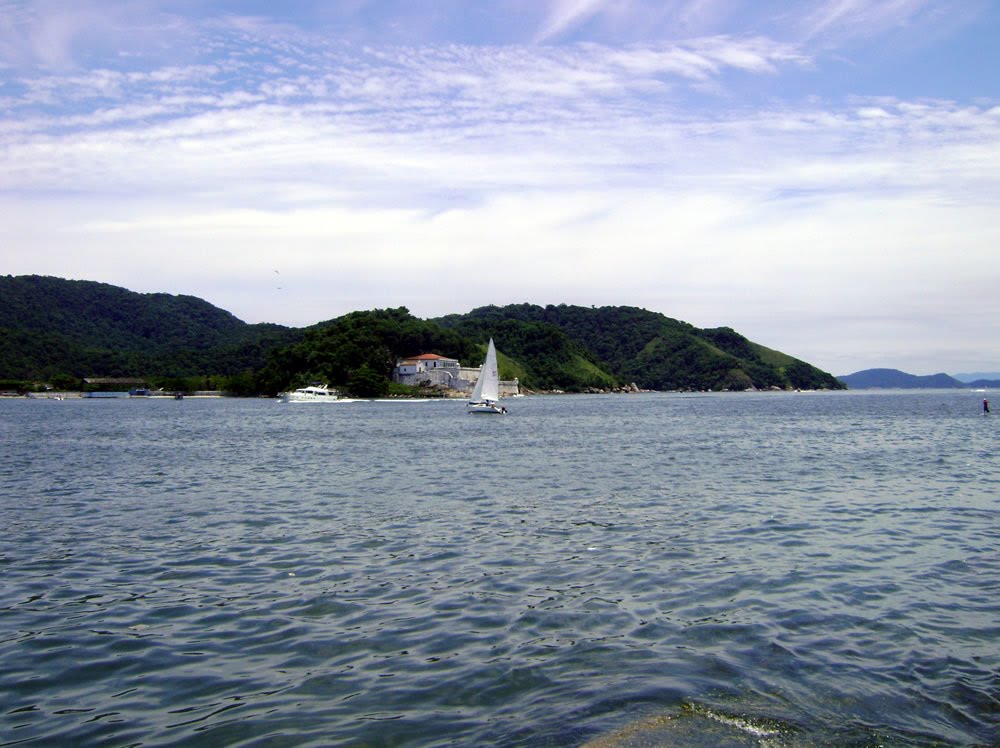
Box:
467;338;507;415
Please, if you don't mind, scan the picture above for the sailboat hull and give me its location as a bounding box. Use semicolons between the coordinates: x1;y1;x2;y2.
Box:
467;403;506;415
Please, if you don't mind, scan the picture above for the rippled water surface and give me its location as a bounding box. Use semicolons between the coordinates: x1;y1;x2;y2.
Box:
1;391;998;746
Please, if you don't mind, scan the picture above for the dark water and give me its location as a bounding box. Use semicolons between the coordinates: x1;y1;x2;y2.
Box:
1;391;998;747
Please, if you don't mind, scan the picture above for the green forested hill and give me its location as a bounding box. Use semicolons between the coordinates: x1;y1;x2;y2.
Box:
256;307;481;397
0;275;300;380
0;276;843;393
435;306;617;391
437;304;843;391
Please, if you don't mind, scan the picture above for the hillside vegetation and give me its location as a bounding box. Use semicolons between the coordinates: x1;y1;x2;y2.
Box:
0;275;299;386
437;304;842;392
1;275;844;395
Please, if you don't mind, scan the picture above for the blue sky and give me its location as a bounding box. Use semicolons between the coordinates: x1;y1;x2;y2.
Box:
2;0;998;375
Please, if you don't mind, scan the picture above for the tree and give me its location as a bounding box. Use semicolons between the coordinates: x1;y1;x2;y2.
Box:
346;363;389;397
48;373;81;390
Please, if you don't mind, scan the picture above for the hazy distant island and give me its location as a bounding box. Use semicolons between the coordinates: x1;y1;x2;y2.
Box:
837;368;1000;390
2;274;846;397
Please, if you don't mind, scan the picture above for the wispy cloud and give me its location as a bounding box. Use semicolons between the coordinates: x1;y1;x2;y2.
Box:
0;0;191;70
0;34;813;203
534;0;609;42
796;0;965;43
529;0;966;47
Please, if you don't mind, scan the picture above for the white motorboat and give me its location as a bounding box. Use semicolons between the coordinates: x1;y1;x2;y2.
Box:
278;384;342;403
467;338;507;415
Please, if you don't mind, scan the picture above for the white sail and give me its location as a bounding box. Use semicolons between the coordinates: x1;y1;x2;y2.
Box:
479;338;500;402
469;338;501;407
469;362;487;403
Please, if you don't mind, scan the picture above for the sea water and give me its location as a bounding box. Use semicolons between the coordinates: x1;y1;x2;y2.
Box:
1;391;997;746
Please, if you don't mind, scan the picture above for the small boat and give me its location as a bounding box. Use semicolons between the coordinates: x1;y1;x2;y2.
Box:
278;384;342;403
467;339;507;415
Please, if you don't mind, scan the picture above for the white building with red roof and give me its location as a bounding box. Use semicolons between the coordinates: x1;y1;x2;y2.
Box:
393;351;519;395
393;352;465;388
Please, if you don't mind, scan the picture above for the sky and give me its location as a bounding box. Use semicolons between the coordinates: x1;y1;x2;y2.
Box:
1;0;998;376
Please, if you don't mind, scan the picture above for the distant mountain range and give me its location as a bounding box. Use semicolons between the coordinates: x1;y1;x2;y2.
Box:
953;372;1000;383
838;368;1000;389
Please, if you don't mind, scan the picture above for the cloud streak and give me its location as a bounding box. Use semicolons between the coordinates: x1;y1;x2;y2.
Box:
798;0;939;42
